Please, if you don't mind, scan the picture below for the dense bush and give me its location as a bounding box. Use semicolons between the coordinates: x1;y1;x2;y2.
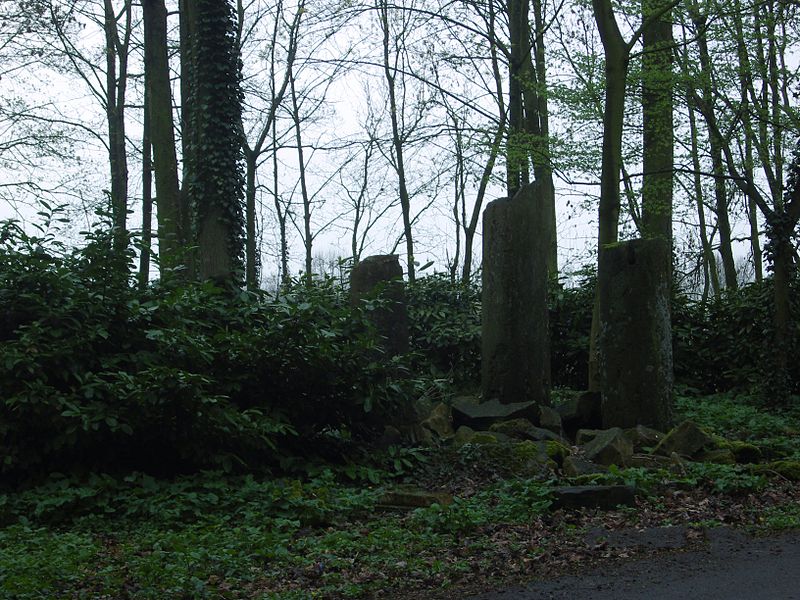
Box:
673;279;800;395
405;269;799;395
406;274;481;387
0;219;406;480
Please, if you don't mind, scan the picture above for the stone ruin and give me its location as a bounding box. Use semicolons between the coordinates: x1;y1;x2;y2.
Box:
481;181;552;407
598;238;673;431
349;253;409;357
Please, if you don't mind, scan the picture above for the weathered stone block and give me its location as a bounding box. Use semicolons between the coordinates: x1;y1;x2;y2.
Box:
538;405;564;436
624;425;665;451
654;420;714;458
451;396;539;429
420;402;454;439
481;183;551;406
582;427;633;467
598;238;673;430
349;254;408;356
557;391;602;439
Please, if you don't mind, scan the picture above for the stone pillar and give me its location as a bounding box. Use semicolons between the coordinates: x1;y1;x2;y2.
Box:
481;182;551;406
599;238;673;430
349;254;409;356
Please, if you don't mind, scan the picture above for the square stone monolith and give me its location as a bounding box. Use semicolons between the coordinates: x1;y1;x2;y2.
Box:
481;182;551;406
598;238;673;430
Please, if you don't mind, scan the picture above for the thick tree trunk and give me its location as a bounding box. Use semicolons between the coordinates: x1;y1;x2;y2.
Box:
143;0;183;275
641;0;673;245
532;0;558;277
589;0;628;391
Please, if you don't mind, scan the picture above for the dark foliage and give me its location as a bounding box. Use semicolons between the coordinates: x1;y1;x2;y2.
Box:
673;279;800;395
406;274;481;387
0;219;404;480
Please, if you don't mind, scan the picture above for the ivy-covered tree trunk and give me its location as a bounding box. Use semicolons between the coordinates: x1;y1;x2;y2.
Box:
182;0;245;284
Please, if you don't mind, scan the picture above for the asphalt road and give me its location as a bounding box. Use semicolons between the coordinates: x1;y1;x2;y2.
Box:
467;528;800;600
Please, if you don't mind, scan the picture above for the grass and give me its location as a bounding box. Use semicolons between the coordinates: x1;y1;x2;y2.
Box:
2;392;799;598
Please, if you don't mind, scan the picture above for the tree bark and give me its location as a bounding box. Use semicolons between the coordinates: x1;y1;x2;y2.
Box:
641;0;673;245
104;0;130;250
379;0;415;282
143;0;183;275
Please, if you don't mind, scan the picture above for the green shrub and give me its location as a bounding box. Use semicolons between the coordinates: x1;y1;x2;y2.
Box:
673;279;800;394
406;273;481;387
0;218;406;480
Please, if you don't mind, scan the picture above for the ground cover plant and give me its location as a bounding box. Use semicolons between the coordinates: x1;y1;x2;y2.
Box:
1;391;799;599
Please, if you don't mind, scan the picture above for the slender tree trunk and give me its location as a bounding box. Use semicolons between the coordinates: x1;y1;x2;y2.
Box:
686;97;720;298
104;0;130;250
731;2;763;282
289;71;314;285
506;0;530;197
689;7;738;289
588;0;628;391
272;117;289;285
143;0;183;275
379;0;414;282
462;5;505;284
244;152;258;288
532;0;558;276
139;91;153;289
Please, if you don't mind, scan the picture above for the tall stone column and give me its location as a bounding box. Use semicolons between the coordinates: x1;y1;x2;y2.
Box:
349;254;409;357
599;238;673;430
481;182;552;406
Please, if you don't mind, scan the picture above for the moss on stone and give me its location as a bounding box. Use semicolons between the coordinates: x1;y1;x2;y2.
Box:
752;460;800;481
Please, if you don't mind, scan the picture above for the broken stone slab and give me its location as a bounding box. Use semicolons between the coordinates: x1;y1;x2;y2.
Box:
582;427;633;467
420;402;454;439
654;420;714;458
378;488;454;509
451;396;539;429
538;405;564;436
551;485;637;510
750;460;800;481
624;424;665;451
576;428;604;446
452;427;513;446
716;439;763;464
563;456;607;477
557;391;602;439
489;418;566;444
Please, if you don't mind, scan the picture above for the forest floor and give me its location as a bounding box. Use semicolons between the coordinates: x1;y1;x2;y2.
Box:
1;392;799;599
